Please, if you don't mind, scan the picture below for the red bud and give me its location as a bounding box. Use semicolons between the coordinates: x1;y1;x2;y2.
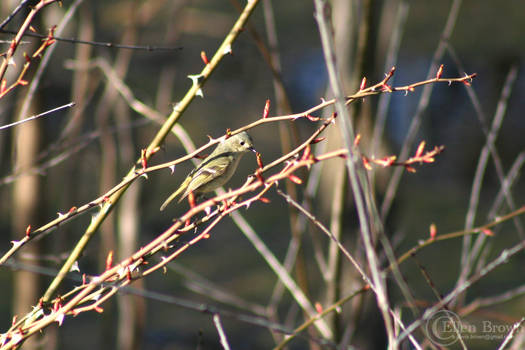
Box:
360;77;367;90
200;51;209;65
256;152;264;169
354;134;361;147
415;141;425;158
436;64;444;79
262;99;270;119
188;192;196;208
362;157;372;170
482;228;494;236
429;223;437;240
94;306;104;313
105;251;114;271
288;174;302;184
140;149;147;170
315;302;323;313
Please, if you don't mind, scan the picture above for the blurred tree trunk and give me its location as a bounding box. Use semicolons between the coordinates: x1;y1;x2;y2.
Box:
12;92;42;350
7;2;45;348
116;97;145;350
318;0;378;344
95;2;144;349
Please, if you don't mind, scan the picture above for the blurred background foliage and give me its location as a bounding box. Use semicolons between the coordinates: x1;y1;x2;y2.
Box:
0;0;524;349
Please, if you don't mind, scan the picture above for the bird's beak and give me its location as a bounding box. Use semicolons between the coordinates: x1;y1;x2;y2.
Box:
249;146;256;153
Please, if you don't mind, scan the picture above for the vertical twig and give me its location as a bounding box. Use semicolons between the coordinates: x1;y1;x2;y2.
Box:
489;152;525;219
213;314;231;350
447;46;523;238
229;211;333;338
260;1;313;343
398;240;525;343
313;0;395;347
455;65;519;306
380;0;463;220
370;0;408;159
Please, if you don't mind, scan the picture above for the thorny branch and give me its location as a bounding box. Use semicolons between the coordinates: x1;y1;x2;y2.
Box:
0;0;59;90
1;143;346;348
0;67;474;265
0;66;477;347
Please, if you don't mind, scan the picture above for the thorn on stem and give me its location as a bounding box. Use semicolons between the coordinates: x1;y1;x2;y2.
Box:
429;223;437;240
360;77;367;90
188;192;196;208
105;251;114;271
259;197;270;204
256;152;264;169
200;50;209;65
354;134;361;147
436;64;444;79
262;99;270;119
287;174;302;185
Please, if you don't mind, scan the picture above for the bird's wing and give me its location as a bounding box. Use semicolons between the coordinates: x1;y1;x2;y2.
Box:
183;154;232;197
160;154;233;211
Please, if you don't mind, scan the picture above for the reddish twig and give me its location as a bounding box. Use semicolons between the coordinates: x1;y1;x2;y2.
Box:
362;141;445;173
0;0;59;85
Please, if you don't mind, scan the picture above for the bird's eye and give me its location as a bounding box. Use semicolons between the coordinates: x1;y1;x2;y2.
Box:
240;141;245;146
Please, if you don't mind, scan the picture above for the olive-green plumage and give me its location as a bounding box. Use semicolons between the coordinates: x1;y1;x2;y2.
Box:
160;132;255;211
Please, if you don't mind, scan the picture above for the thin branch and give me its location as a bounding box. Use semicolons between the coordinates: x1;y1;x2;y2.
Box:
461;284;525;316
498;318;525;350
0;102;74;131
489;152;525;219
276;189;369;284
455;65;520;306
0;0;33;29
0;119;150;186
273;287;369;350
0;0;59;83
313;1;395;346
0;28;183;51
167;262;267;316
16;0;83;122
397;240;525;343
447;46;522;233
388;204;525;271
371;0;409;156
380;0;463;220
213;314;231;350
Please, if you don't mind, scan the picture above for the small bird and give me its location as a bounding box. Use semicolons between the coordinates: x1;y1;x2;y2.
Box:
160;131;256;211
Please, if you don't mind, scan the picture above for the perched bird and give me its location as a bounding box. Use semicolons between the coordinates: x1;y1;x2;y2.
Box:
160;131;255;210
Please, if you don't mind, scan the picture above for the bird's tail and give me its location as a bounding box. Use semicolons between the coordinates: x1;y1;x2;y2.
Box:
160;188;184;211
